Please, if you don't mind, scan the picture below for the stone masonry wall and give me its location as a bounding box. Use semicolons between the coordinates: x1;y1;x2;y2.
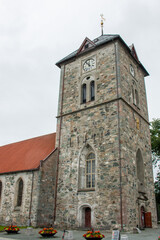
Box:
118;41;149;120
0;170;39;227
37;149;58;227
119;100;157;229
118;41;157;229
56;102;120;229
56;42;117;118
56;42;122;230
55;38;157;230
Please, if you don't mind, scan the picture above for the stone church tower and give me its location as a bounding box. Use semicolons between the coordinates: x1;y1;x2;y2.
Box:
55;34;157;230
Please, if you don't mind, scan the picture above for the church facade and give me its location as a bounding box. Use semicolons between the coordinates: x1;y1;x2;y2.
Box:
0;34;157;231
0;133;57;227
55;34;157;230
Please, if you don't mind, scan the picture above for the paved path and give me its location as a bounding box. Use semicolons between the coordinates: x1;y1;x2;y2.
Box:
0;227;159;240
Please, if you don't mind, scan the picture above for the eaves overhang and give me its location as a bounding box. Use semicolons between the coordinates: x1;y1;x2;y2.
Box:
0;168;39;176
55;34;149;77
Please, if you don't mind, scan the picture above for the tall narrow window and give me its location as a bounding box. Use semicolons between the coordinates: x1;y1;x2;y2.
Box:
81;75;95;104
86;153;95;188
78;144;95;190
82;84;86;103
0;181;2;205
136;149;145;193
136;149;144;184
90;81;95;101
17;178;23;207
135;89;139;106
132;87;135;104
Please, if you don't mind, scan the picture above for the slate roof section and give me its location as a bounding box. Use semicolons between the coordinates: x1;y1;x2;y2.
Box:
0;133;56;174
56;34;149;76
56;35;119;67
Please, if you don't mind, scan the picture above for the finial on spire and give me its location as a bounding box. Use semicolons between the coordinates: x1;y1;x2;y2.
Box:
100;14;105;35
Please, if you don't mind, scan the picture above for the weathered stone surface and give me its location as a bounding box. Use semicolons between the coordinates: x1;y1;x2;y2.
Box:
55;39;157;230
0;150;57;227
0;171;39;226
37;149;58;227
0;36;157;231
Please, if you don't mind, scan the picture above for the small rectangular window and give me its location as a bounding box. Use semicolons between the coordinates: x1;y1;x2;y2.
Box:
92;175;95;188
86;161;91;173
86;175;91;188
85;44;89;49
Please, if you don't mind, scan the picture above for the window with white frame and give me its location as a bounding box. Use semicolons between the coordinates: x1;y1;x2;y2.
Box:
86;153;95;188
78;145;96;191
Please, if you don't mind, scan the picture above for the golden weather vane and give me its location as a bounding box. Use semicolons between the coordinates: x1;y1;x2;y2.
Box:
100;14;105;35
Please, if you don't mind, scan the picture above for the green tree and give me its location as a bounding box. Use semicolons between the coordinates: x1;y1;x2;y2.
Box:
150;118;160;221
155;173;160;194
154;172;160;221
150;118;160;165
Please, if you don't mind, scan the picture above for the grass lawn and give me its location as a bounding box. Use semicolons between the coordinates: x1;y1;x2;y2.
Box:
0;226;5;231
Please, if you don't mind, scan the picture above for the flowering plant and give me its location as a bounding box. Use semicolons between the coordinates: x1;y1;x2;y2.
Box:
83;230;105;239
39;227;57;235
158;237;160;240
4;225;20;232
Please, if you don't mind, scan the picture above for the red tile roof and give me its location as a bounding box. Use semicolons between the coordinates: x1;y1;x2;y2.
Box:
0;133;56;174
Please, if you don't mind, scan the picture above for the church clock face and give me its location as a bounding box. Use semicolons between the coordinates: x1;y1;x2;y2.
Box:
83;58;96;72
130;64;135;77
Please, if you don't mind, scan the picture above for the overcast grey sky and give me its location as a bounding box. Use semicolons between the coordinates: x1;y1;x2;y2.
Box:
0;0;160;146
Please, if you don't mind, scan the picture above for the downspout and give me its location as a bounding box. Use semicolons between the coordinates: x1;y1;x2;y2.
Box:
54;64;66;222
114;40;123;230
28;170;34;226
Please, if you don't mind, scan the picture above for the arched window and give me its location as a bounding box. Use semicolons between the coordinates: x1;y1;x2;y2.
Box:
86;153;95;188
132;83;139;107
78;145;96;190
82;84;86;103
136;149;144;183
81;75;95;104
90;81;95;101
0;181;2;205
136;149;145;192
17;178;23;207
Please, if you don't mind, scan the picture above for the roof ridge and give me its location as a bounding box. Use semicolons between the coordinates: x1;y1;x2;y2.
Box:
56;34;119;67
0;132;56;148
